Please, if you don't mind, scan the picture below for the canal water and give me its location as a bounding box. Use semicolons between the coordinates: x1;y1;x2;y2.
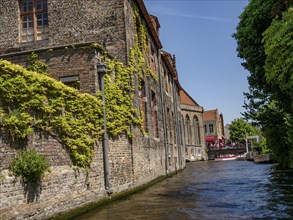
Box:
76;161;293;220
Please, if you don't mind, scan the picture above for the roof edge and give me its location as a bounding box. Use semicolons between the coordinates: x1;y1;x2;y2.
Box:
135;0;163;49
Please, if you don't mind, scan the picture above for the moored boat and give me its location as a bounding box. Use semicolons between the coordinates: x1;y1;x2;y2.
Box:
237;153;247;160
215;154;238;161
254;154;272;163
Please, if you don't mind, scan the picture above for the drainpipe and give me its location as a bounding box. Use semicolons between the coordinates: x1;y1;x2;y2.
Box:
97;63;112;195
158;50;169;175
171;54;183;169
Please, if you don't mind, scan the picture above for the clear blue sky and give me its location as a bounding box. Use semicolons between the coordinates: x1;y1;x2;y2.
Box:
144;0;250;125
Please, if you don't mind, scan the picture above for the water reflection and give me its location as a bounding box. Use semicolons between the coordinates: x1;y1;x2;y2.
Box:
76;161;293;220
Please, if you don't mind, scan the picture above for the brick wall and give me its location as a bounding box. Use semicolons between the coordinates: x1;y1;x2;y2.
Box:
0;0;128;64
0;0;186;218
1;45;101;95
0;44;171;219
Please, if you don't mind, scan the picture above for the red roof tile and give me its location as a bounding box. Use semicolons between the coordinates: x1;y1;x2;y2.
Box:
180;89;199;106
203;109;218;121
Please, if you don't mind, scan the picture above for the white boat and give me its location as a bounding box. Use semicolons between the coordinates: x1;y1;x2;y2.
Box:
237;153;247;160
215;154;238;161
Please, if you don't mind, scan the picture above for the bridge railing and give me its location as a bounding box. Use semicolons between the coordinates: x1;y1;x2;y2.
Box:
207;144;246;151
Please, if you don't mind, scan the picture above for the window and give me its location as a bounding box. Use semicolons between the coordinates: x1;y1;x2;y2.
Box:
139;81;148;133
193;116;201;146
164;70;169;94
167;107;171;142
204;124;207;134
198;148;201;155
150;45;156;73
151;91;159;138
172;112;176;144
191;147;195;156
59;75;80;90
185;115;191;144
20;0;48;43
209;124;214;133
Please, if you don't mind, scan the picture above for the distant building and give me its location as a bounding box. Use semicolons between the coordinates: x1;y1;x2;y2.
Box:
180;89;207;161
203;109;225;149
224;124;231;141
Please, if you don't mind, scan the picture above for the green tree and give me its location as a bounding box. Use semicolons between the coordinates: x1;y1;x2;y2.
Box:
233;0;293;168
263;8;293;112
233;0;290;91
229;118;258;143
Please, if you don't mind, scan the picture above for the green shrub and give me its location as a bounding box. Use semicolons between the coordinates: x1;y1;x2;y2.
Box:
10;149;49;184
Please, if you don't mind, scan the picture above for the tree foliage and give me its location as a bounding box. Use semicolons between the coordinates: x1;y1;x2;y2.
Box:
263;8;293;112
234;0;293;168
229;118;258;143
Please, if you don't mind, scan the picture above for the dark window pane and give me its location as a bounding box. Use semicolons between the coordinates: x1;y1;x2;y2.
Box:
22;16;27;21
28;15;33;21
28;3;33;12
37;20;42;26
37;4;42;10
22;6;27;12
43;13;48;19
22;23;27;28
29;22;33;28
43;19;48;26
37;14;42;19
43;0;48;10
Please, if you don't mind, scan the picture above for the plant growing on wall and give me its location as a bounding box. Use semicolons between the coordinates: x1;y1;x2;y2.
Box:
10;149;49;184
0;60;103;168
96;6;158;136
0;3;158;169
26;52;48;75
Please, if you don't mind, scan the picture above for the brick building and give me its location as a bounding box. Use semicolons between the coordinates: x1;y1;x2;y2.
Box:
180;89;207;161
0;0;185;219
203;109;225;149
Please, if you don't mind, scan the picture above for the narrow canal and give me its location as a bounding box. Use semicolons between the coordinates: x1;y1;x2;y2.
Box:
75;161;293;220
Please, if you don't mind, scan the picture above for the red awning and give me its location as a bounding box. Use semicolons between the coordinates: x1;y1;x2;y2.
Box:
205;136;216;143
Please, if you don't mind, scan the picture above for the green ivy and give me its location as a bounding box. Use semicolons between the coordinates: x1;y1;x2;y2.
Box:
103;60;141;138
10;149;49;184
0;60;103;168
0;4;157;168
26;52;48;75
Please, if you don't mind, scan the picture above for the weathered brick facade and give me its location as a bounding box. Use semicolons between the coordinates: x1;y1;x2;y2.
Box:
203;109;225;148
0;0;186;219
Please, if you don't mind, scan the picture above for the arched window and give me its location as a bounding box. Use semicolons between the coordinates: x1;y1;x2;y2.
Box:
185;115;191;144
193;116;201;146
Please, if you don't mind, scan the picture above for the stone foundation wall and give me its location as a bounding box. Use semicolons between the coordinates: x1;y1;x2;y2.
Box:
0;130;106;219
